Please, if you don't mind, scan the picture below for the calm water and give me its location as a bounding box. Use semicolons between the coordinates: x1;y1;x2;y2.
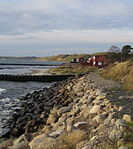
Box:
0;59;59;136
0;59;62;74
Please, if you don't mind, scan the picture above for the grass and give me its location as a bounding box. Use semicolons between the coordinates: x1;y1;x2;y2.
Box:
101;60;133;91
36;52;109;62
37;54;90;62
48;64;98;75
123;121;133;149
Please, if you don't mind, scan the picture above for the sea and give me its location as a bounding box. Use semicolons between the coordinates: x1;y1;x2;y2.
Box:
0;59;62;136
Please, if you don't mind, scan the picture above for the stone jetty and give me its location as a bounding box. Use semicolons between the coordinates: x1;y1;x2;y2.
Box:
0;73;133;149
0;74;75;82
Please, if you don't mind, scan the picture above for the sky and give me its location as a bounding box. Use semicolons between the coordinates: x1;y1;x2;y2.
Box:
0;0;133;56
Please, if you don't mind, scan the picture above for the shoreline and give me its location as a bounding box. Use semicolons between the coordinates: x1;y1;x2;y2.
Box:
0;73;133;149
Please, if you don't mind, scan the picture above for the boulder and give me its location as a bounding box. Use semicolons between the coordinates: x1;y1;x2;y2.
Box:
0;140;13;149
119;146;128;149
76;140;88;149
122;114;132;122
57;107;71;115
10;141;30;149
89;105;101;114
74;122;88;130
48;130;64;138
29;134;68;149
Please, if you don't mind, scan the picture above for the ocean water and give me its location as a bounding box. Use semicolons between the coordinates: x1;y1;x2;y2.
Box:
0;59;58;136
0;59;62;75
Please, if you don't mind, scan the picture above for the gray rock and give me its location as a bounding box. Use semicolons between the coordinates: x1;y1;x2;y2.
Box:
48;130;64;138
74;122;88;130
57;107;71;115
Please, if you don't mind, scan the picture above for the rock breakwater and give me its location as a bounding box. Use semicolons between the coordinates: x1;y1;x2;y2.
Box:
0;73;133;149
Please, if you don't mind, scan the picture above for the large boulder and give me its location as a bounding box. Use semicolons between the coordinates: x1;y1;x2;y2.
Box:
89;105;101;114
10;141;30;149
29;133;68;149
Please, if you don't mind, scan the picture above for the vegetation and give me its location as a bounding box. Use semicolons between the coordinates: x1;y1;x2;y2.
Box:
108;45;133;62
101;59;133;91
48;64;98;75
124;121;133;149
37;54;89;62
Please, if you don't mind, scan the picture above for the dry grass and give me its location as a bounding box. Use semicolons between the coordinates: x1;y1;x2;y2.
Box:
36;52;109;62
101;60;133;91
36;54;89;62
48;64;98;75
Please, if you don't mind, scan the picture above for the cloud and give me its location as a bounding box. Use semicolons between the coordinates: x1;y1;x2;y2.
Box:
0;0;133;36
1;29;133;45
0;0;133;56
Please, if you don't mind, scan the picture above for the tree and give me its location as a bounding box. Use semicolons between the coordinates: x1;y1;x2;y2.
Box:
121;45;132;61
122;45;131;55
108;46;121;62
108;46;121;53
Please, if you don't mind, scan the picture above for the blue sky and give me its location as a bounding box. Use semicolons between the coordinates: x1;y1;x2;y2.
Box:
0;0;133;56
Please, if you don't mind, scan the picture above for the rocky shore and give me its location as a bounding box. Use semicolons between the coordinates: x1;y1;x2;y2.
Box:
0;73;133;149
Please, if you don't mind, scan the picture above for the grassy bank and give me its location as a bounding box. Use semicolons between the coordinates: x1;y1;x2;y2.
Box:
37;54;89;62
48;64;98;75
101;60;133;91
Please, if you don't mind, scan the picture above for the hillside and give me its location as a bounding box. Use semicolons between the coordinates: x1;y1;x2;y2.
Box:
37;54;89;62
101;59;133;91
36;52;109;62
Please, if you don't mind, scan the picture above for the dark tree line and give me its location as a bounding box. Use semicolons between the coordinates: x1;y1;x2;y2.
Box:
108;45;133;62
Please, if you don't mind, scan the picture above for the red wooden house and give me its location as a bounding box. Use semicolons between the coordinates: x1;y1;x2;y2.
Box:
80;55;109;67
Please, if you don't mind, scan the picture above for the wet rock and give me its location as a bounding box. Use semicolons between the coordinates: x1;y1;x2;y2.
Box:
0;128;10;138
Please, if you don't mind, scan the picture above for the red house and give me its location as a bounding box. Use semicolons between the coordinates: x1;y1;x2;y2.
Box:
80;55;108;67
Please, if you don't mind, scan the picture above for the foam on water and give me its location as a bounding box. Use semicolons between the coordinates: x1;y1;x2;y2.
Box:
0;88;6;94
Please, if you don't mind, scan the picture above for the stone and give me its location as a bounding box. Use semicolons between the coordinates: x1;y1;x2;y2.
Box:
115;119;127;128
29;133;50;149
13;134;32;146
119;146;128;149
76;140;88;149
122;114;132;122
109;129;123;140
89;105;101;114
10;141;30;149
74;122;88;130
57;107;71;115
81;98;90;104
0;140;13;149
42;126;52;134
67;85;72;91
92;115;105;124
48;130;64;138
47;114;58;124
29;135;68;149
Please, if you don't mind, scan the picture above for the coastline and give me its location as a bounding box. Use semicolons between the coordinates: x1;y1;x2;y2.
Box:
0;72;133;148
